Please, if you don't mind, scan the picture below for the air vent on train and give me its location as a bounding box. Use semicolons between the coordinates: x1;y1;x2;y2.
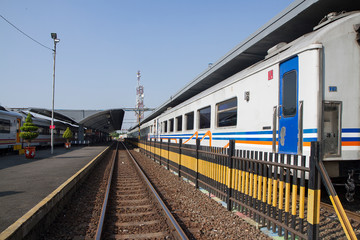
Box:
313;11;348;31
265;42;288;59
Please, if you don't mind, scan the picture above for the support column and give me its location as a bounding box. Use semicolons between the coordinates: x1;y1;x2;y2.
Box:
78;124;84;144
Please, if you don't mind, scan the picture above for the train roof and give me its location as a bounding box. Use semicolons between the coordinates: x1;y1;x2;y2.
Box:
157;11;360;119
0;109;22;118
138;0;360;128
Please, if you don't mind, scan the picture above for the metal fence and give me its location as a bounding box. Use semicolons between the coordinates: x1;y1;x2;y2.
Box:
127;137;356;240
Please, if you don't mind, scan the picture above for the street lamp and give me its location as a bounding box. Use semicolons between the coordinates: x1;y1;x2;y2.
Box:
51;33;60;154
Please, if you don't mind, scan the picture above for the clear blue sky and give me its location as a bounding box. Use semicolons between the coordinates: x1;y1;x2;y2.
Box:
1;0;293;129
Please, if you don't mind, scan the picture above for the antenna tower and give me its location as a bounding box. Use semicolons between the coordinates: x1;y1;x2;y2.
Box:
135;70;144;121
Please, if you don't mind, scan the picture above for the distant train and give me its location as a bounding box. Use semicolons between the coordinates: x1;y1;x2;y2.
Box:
0;107;78;151
129;11;360;186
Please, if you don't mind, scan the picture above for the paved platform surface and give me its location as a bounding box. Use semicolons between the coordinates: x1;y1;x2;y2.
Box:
0;144;109;233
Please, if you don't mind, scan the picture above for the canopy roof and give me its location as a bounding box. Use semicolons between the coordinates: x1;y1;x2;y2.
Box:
78;109;124;133
29;108;78;125
29;108;124;133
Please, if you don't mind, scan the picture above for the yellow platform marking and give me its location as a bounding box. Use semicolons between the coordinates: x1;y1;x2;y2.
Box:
0;146;110;239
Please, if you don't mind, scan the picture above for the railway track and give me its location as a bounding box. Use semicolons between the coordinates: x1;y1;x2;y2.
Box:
321;201;360;223
40;141;360;239
96;142;188;239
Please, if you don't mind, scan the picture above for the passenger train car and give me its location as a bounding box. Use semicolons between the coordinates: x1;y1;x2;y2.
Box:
0;108;22;150
129;12;360;181
0;108;78;151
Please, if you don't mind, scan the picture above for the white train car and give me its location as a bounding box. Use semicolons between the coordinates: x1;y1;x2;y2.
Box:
29;115;66;147
130;12;360;181
0;108;77;151
0;109;22;150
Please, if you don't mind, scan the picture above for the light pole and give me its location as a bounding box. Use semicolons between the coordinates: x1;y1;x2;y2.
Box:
51;33;60;154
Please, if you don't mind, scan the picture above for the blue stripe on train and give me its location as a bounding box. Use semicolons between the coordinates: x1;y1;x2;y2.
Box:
156;128;360;141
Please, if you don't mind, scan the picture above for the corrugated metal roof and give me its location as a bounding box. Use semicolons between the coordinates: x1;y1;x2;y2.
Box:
139;0;360;126
78;109;124;133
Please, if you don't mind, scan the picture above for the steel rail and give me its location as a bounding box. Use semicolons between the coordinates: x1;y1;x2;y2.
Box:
316;158;358;240
95;142;118;240
121;141;189;240
321;201;360;223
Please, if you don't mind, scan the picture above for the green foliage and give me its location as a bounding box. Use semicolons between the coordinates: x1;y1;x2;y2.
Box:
19;113;39;144
21;122;39;132
20;132;39;140
62;127;73;141
110;131;120;138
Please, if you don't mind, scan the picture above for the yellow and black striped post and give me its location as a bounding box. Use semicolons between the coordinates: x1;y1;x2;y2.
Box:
291;156;298;239
278;154;285;236
267;153;273;230
196;138;200;189
284;155;291;238
227;140;235;211
262;152;269;229
178;138;182;177
272;153;278;233
159;138;162;165
241;150;246;213
299;156;306;235
257;152;264;224
307;141;321;240
153;138;156;162
316;144;358;240
167;138;170;170
253;151;259;222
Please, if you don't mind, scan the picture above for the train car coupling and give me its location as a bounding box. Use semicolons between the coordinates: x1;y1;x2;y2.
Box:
345;170;356;202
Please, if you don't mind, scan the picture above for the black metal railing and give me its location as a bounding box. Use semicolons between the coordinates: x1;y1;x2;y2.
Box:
126;137;356;240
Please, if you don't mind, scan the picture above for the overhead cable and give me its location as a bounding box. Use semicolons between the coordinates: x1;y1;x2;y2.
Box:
0;14;53;51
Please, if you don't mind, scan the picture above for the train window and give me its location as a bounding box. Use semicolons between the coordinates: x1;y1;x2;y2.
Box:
282;70;297;117
0;119;10;133
198;106;211;129
176;115;182;131
163;121;168;133
217;98;237;127
38;126;50;135
185;112;194;130
169;119;174;132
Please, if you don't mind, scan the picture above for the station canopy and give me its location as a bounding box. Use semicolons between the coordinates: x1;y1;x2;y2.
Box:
141;0;360;125
29;108;124;133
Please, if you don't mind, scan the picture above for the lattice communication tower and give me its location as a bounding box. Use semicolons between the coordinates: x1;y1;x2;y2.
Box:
135;70;144;121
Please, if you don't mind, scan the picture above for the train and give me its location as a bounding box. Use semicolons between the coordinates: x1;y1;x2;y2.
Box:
128;11;360;190
0;107;79;152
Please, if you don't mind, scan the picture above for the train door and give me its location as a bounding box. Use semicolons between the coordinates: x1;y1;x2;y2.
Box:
279;56;299;154
16;118;21;143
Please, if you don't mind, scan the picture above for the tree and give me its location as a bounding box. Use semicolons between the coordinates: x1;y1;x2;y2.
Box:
63;127;73;143
110;131;120;138
19;113;39;147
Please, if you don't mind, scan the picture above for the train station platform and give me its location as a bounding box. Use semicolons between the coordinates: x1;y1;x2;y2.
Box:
0;144;110;233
